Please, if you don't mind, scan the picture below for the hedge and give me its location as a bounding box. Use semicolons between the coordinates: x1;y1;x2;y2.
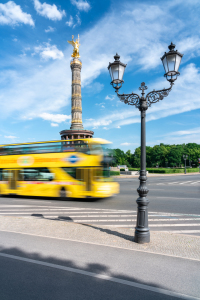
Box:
128;168;199;174
110;171;120;176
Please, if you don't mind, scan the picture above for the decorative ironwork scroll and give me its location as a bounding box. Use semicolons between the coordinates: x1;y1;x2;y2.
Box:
146;84;173;107
116;82;173;108
117;92;140;107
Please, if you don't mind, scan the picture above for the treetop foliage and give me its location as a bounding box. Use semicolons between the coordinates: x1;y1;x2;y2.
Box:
111;143;200;168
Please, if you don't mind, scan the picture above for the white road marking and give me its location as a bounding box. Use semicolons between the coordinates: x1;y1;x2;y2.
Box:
156;197;200;200
0;205;54;208
190;181;200;185
0;209;138;213
162;230;200;234
0;252;199;300
179;181;192;184
149;223;200;227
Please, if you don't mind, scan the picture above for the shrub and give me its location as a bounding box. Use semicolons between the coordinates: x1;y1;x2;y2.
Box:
110;171;120;176
122;167;199;174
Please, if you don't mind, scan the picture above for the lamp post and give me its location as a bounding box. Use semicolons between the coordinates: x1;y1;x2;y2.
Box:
189;156;191;168
108;43;183;244
183;155;188;174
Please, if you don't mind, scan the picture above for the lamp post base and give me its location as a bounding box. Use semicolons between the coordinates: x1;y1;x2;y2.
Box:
134;229;150;244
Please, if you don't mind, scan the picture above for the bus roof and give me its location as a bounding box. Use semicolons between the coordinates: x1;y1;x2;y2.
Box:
0;138;112;147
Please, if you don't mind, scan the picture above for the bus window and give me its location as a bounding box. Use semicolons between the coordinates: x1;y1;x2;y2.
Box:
0;169;3;181
2;170;10;181
62;167;76;179
21;168;54;181
62;167;84;181
90;145;103;155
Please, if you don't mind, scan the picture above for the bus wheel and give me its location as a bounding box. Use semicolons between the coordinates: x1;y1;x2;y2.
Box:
59;188;67;200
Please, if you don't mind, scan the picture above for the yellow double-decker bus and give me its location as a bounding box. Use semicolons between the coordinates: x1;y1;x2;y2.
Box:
0;138;119;200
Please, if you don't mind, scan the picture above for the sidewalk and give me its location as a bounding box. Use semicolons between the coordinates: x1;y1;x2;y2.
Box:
0;215;199;261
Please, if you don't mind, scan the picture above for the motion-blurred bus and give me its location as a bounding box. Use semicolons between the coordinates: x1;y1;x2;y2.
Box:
0;138;119;199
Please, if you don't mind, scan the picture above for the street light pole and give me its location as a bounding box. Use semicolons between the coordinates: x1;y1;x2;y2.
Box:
108;43;183;244
136;84;149;243
183;155;188;174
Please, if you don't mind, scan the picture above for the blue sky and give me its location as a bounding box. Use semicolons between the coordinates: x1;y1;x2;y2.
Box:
0;0;200;152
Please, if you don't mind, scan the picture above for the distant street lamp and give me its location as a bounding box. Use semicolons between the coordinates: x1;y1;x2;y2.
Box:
108;42;183;244
198;158;200;173
183;155;188;174
189;156;192;168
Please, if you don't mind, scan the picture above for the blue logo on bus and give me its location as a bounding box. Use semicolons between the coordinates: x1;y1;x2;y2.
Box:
67;155;80;164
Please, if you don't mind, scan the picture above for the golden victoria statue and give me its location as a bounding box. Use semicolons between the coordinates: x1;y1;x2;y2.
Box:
67;34;80;58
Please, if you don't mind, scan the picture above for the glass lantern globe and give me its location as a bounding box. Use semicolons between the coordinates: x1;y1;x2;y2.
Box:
108;53;127;90
161;42;183;83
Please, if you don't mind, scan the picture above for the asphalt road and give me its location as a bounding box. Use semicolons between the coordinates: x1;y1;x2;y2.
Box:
0;231;200;300
0;174;200;300
0;174;200;235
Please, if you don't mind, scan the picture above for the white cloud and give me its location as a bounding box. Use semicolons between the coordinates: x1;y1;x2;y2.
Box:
0;1;34;26
2;1;200;129
116;126;121;128
95;102;105;106
13;38;17;42
76;13;81;25
83;82;104;93
105;95;115;101
120;142;132;146
51;122;58;127
40;113;71;123
66;15;73;27
154;126;200;145
34;43;64;60
33;0;65;21
92;120;112;127
45;26;55;32
5;135;17;139
166;127;200;137
71;0;90;12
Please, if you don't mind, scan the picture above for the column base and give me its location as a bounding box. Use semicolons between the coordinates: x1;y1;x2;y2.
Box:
59;129;94;140
70;124;84;130
134;228;150;244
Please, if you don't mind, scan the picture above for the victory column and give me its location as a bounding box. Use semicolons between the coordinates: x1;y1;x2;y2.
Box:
60;35;94;140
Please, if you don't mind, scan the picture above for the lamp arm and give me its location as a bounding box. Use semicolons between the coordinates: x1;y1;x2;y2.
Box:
145;83;173;107
117;91;140;107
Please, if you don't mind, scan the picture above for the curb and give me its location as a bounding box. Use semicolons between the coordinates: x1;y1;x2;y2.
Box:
113;172;200;178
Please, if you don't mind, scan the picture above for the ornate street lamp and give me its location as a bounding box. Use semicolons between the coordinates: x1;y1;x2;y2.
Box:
108;43;183;244
161;42;183;84
183;155;188;174
108;53;127;91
